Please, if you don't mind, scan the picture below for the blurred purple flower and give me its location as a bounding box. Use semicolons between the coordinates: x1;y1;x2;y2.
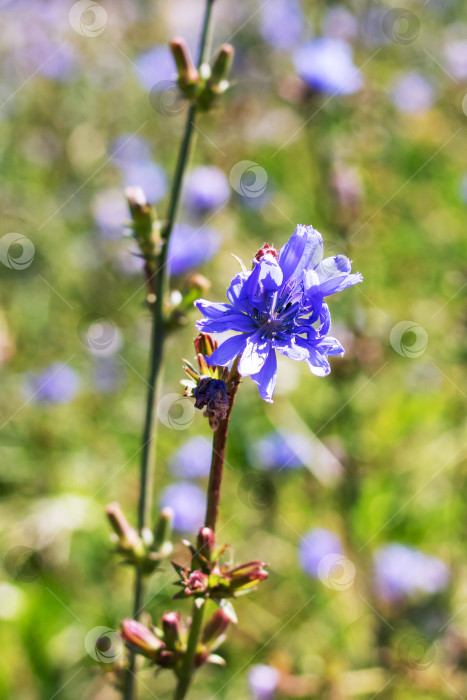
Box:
122;161;167;204
299;528;343;578
391;72;435;114
168;223;221;276
249;431;308;471
444;40;467;81
248;665;280;700
134;46;176;92
374;544;450;603
93;358;125;394
168;437;212;479
184;166;230;214
259;0;304;50
92;188;128;239
460;174;467;204
111;134;152;168
25;363;79;403
160;482;206;532
294;38;363;95
322;6;358;42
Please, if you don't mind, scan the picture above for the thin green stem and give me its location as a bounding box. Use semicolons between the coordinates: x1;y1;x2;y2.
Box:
123;2;216;699
173;601;206;700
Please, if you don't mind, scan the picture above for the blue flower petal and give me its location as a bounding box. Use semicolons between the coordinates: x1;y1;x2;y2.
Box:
278;224;323;284
238;333;271;376
208;333;249;367
251;347;277;403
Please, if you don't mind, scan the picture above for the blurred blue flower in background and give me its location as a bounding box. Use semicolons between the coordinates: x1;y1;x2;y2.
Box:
168;437;212;479
249;431;308;471
111;134;152;168
259;0;304;50
322;6;358;42
444;40;467;81
299;528;343;578
92;188;128;239
294;38;363;95
184;166;230;214
168;223;221;276
460;174;467;204
160;482;206;532
25;364;79;404
374;544;450;603
93;358;125;394
122;161;167;205
391;72;436;114
134;46;176;92
248;664;280;700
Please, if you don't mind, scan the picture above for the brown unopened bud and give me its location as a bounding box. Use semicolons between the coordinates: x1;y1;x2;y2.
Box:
161;612;182;650
194;333;218;359
121;619;164;659
202;608;231;645
197;527;216;561
170;37;199;86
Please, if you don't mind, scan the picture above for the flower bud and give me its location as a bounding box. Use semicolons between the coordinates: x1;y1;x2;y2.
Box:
202;608;231;645
121;619;164;659
187;273;211;294
106;502;141;551
194;333;218;358
194;377;229;430
209;44;234;91
197;527;216;562
153;507;173;553
161;611;182;650
170;37;199;87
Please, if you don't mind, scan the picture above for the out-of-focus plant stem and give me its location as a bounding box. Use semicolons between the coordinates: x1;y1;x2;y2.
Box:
124;2;216;699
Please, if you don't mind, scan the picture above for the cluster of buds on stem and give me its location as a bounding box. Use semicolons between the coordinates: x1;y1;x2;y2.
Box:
106;503;173;574
170;38;235;111
121;606;231;673
172;527;268;601
182;333;234;430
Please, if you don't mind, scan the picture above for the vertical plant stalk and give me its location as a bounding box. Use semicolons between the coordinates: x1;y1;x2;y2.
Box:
173;370;240;700
124;2;216;699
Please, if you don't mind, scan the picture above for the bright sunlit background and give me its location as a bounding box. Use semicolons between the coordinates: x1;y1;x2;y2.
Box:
1;0;467;698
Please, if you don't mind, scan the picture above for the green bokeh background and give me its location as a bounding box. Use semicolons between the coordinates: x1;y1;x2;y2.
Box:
1;0;467;698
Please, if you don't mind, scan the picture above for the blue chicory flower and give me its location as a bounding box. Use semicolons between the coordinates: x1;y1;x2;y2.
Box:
122;161;167;205
249;431;308;471
248;664;280;700
322;6;358;42
25;363;80;403
134;46;176;92
299;528;343;578
374;544;450;603
159;482;206;532
195;224;362;402
184;166;230;214
294;38;363;95
259;0;304;50
168;437;212;479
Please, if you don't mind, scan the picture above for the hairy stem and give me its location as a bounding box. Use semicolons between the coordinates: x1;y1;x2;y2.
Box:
123;2;216;699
